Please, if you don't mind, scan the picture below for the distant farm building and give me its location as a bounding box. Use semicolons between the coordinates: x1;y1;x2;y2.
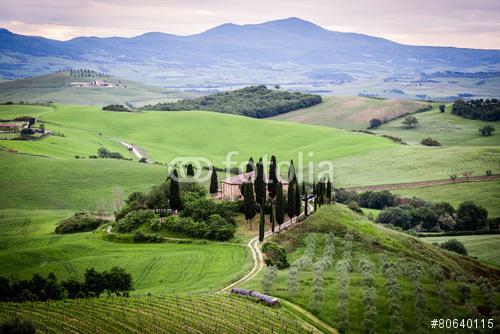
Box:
220;171;289;200
0;123;21;133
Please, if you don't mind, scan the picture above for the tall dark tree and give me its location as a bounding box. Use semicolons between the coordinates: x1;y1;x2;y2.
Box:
186;163;195;177
259;200;265;242
287;160;296;182
242;177;256;230
303;182;308;216
254;158;266;206
294;180;301;217
270;199;275;233
169;168;181;211
326;178;332;204
275;182;285;231
314;194;318;212
245;157;255;173
209;166;218;196
287;180;296;221
268;155;278;199
312;182;316;195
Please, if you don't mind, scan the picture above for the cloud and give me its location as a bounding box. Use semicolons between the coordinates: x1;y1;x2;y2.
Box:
0;0;499;48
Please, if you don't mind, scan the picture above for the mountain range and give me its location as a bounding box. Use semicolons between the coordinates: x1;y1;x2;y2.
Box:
1;17;500;88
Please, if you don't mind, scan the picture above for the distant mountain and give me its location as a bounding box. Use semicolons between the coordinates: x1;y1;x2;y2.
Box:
1;17;500;88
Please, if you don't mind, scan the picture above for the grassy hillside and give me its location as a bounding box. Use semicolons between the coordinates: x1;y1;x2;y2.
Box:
373;104;500;146
393;181;500;217
242;205;500;333
421;235;500;268
0;72;195;107
0;294;313;333
272;95;429;130
2;104;498;187
0;209;250;294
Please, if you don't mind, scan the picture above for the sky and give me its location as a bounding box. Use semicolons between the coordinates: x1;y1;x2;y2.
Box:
1;0;500;49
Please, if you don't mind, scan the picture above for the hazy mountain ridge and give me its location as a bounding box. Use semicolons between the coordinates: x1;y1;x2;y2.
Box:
1;17;500;87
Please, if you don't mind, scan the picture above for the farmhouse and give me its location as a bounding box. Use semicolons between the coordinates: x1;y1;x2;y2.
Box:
220;171;289;200
0;123;21;133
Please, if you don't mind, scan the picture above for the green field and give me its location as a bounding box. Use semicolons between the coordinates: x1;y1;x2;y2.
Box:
272;95;429;130
373;105;500;146
242;205;500;332
0;294;313;333
0;209;250;294
421;234;500;268
1;104;498;188
393;181;500;217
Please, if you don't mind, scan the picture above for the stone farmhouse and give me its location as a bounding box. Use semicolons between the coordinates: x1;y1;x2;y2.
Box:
220;171;289;200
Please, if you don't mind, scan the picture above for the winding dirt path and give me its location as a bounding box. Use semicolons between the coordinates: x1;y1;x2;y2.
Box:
116;140;150;163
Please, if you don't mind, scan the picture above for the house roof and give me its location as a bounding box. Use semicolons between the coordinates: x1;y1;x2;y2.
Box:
222;171;289;185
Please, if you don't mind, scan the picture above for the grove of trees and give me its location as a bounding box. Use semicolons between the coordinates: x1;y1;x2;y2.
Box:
452;99;500;121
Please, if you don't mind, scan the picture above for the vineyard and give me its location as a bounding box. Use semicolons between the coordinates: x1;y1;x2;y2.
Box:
0;294;316;334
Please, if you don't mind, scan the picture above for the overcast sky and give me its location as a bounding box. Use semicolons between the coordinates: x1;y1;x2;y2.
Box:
1;0;499;49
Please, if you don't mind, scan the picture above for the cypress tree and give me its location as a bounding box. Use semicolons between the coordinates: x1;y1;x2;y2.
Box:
259;200;265;242
314;195;317;212
294;180;301;217
186;164;194;177
245;157;254;173
287;179;296;221
242;177;256;229
268;155;278;199
312;182;316;195
326;178;332;204
275;182;285;231
169;168;181;211
254;158;266;206
270;199;275;233
287;160;296;182
303;182;308;216
209;166;218;195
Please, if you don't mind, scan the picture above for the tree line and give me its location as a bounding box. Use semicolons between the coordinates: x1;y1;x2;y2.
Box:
140;85;322;118
452;99;500;121
0;267;132;302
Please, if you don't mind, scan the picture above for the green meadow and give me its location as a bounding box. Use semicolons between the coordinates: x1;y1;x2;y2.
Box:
393;181;500;217
373;105;500;146
421;234;500;268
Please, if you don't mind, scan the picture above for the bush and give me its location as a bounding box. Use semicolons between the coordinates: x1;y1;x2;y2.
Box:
0;317;36;334
421;137;441;146
334;188;358;204
55;212;107;233
377;207;413;230
479;125;495;136
368;118;382;129
261;242;289;269
152;214;235;241
97;147;127;160
133;231;163;243
440;239;468;255
115;210;157;233
348;201;363;213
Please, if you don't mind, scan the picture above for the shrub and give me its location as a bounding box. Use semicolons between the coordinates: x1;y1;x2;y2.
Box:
133;231;163;243
97;147;127;160
421;137;441;146
377;207;413;230
369;118;382;129
440;239;468;255
261;242;289;269
115;210;157;233
204;214;235;241
55;212;107;233
348;201;363;213
261;265;278;293
382;134;406;145
0;317;36;334
334;188;358;204
439;104;446;113
479;125;495;136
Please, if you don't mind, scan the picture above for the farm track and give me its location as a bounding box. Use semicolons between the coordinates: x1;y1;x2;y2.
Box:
346;174;500;192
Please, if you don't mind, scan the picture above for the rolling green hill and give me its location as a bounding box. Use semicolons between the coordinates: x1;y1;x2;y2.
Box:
393;181;500;217
242;205;500;333
0;72;196;107
272;95;429;130
372;104;500;146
